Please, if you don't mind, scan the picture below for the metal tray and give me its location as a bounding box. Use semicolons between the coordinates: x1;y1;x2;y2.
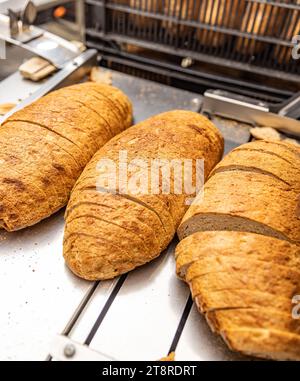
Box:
0;70;251;361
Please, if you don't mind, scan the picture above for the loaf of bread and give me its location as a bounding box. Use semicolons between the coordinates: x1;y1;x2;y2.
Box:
0;82;132;231
63;110;223;280
176;140;300;360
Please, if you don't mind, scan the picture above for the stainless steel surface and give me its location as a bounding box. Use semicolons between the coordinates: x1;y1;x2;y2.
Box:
203;89;300;138
82;246;190;361
278;93;300;120
0;211;91;360
0;70;42;105
0;48;98;124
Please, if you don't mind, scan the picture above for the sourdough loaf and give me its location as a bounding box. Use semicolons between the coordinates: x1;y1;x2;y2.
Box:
0;83;132;231
176;140;300;360
63;110;223;280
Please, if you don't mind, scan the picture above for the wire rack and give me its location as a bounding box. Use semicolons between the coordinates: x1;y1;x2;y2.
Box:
85;0;300;72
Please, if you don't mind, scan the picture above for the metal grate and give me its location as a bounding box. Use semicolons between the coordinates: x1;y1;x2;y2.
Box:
85;0;300;103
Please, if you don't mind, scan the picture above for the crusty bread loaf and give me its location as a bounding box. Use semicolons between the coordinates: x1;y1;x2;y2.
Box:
63;110;223;280
0;83;132;231
176;140;300;360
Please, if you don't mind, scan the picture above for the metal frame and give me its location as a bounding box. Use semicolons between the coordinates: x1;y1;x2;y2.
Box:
84;0;300;104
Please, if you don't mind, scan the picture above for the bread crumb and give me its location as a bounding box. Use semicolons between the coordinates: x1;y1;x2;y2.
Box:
159;352;175;361
90;67;112;85
250;127;281;141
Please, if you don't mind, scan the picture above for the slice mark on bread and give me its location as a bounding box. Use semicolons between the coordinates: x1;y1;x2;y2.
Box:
5;110;102;163
176;235;300;280
66;213;161;257
65;201;161;249
235;147;299;170
61;89;120;136
74;88;123;126
185;255;300;283
0;126;72;202
68;82;131;123
206;307;300;336
66;190;169;250
65;214;153;253
79;185;171;235
65;201;115;219
178;212;294;243
0;164;53;212
210;165;292;187
194;289;293;314
69;99;114;138
4;119;84;166
258;140;300;159
189;265;300;299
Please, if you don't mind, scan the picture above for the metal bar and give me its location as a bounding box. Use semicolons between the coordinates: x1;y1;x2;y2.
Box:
86;32;300;87
202;89;300;137
45;281;100;360
84;275;127;345
98;50;288;103
62;282;100;336
85;1;297;46
168;295;193;354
